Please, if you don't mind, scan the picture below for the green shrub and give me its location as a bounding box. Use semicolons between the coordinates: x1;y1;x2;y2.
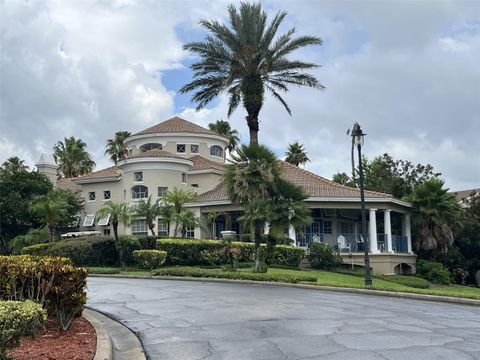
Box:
136;236;158;250
0;300;47;358
117;236;141;269
0;255;87;330
379;275;430;289
8;228;50;255
152;267;317;283
22;236;118;266
133;250;167;270
416;260;451;285
307;243;342;269
156;239;304;268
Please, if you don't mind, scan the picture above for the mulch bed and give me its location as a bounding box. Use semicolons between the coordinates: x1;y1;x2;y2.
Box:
7;316;96;360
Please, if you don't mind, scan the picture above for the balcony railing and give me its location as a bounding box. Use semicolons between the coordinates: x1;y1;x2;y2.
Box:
296;233;324;247
393;235;409;253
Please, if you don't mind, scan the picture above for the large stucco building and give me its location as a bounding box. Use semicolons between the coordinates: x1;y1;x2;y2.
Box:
37;116;416;274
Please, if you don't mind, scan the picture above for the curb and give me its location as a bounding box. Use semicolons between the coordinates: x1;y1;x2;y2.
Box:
88;273;480;307
84;306;146;360
83;309;113;360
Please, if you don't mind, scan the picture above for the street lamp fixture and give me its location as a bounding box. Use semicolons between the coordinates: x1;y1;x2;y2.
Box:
351;122;372;287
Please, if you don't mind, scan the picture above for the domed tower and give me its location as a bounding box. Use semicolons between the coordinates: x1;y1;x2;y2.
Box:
36;153;58;186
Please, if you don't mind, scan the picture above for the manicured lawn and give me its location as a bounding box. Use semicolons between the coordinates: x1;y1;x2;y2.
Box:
86;265;480;300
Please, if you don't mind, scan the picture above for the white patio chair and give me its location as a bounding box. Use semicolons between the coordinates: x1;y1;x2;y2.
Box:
337;235;351;252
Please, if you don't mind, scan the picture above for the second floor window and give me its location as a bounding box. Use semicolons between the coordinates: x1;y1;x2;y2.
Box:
177;144;186;153
134;171;143;182
210;145;223;157
190;144;199;153
88;192;96;201
158;186;168;198
103;190;111;200
131;185;148;199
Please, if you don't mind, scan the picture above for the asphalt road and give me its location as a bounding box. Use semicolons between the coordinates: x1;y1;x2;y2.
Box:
87;277;480;360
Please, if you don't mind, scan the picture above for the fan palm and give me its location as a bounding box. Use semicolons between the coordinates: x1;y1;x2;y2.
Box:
285;141;310;166
105;131;131;164
134;196;161;236
29;192;69;242
208;120;240;153
180;2;323;144
96;202;132;241
53;137;95;178
163;187;198;236
173;209;200;238
408;178;461;257
1;156;29;173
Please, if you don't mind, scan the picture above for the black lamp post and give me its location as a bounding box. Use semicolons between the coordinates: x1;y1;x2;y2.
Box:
351;123;372;287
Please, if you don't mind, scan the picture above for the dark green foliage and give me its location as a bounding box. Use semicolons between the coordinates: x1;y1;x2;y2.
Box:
285;141;310;166
307;243;342;269
0;255;87;331
416;260;451;285
137;236;158;250
22;236;118;266
156;239;305;268
0;169;53;254
9;228;50;255
116;236;141;269
133;250;167;270
152;267;317;284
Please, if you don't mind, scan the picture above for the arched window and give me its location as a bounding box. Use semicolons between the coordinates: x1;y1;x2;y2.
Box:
140;143;162;152
131;185;148;199
210;145;223;157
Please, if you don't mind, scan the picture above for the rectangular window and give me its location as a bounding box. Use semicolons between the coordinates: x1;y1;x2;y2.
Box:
190;144;199;153
88;192;96;201
157;186;168;198
186;226;195;239
134;171;143;182
339;222;354;234
158;219;169;237
103;190;111;200
323;221;332;234
103;229;111;236
131;220;148;235
83;214;95;227
97;214;111;226
177;144;186;153
182;173;187;184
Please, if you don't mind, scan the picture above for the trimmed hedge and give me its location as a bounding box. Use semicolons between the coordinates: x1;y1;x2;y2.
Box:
0;255;87;330
0;300;47;357
22;236;119;266
133;250;167;270
416;260;451;285
307;243;342;270
152;267;317;283
156;239;305;268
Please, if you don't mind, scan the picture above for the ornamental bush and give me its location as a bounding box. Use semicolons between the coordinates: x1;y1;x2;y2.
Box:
156;239;305;268
307;243;343;269
22;236;118;266
0;255;87;330
416;260;451;285
132;250;167;270
0;300;47;358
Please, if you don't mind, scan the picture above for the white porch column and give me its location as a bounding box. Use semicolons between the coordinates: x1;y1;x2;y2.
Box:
288;225;297;246
264;222;270;235
369;208;379;253
403;213;412;253
384;209;393;253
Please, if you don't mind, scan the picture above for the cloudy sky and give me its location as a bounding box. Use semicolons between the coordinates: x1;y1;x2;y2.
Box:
1;0;479;191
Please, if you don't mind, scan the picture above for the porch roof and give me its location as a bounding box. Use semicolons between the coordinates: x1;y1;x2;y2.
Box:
197;161;401;203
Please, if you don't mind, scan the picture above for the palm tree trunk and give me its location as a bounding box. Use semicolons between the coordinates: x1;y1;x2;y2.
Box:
247;115;259;145
253;221;263;272
149;226;156;236
242;76;263;145
48;223;55;242
113;221;119;241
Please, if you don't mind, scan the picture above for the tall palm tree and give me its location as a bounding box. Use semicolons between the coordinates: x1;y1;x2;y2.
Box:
224;143;280;271
180;2;323;144
163;187;198;236
134;196;161;236
105;131;131;164
408;178;461;257
29;192;69;242
53;137;95;178
96;202;132;241
173;209;200;238
1;156;29;173
285;141;310;166
208;120;240;153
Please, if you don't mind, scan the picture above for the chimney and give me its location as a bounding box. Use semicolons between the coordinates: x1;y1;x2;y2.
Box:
36;153;58;187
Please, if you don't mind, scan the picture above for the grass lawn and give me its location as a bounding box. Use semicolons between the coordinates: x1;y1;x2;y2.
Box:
86;265;480;300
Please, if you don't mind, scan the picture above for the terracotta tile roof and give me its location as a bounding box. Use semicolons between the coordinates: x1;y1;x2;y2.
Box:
133;116;223;137
197;161;392;202
189;155;224;172
75;166;122;181
56;178;81;192
127;149;187;160
451;188;480;202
